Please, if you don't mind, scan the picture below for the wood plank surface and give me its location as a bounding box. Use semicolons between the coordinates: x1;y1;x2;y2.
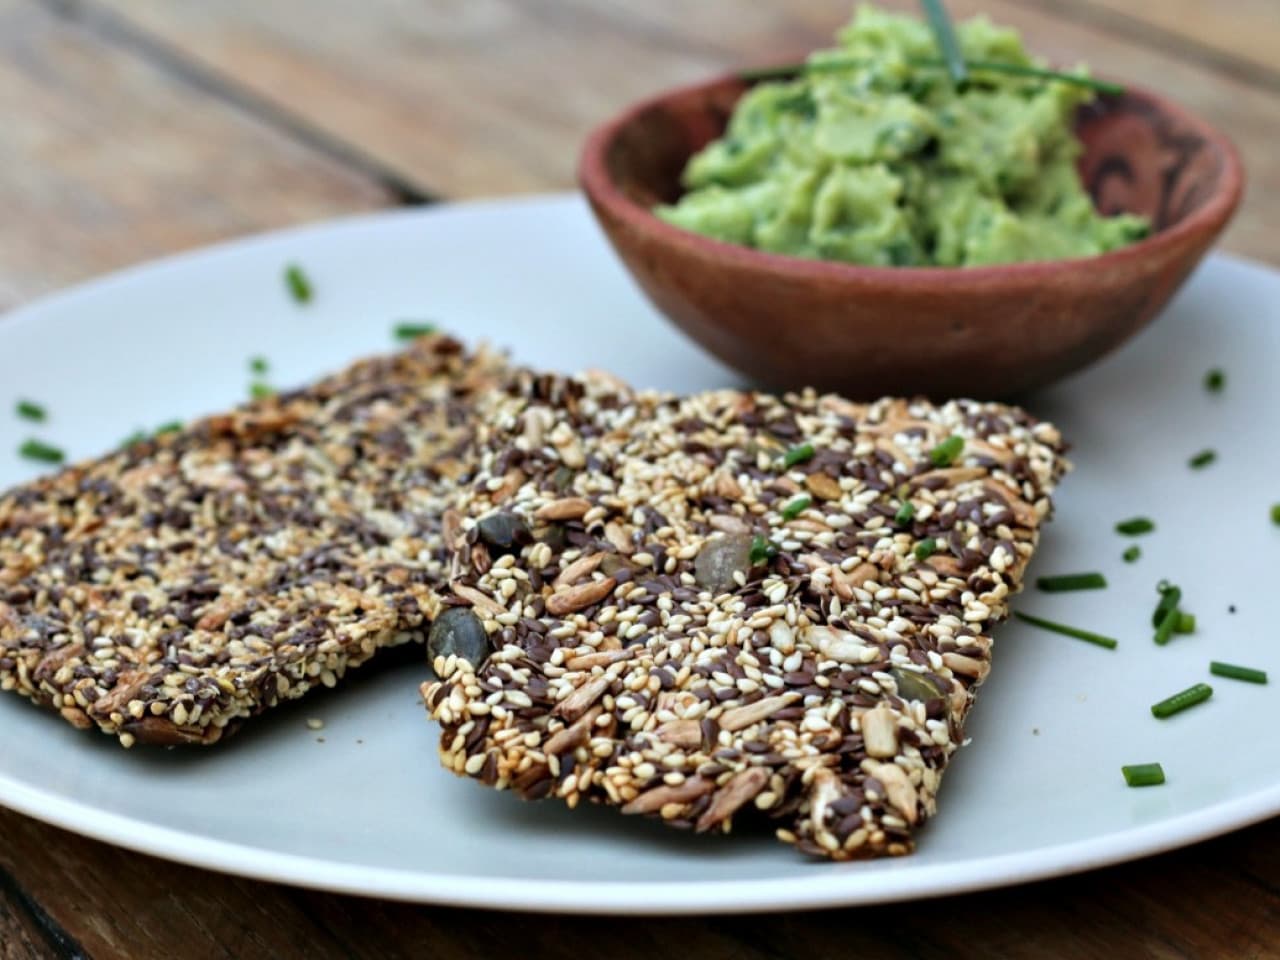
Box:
1056;0;1280;86
85;0;1279;263
0;871;62;960
2;1;1279;957
0;0;393;311
0;803;1276;960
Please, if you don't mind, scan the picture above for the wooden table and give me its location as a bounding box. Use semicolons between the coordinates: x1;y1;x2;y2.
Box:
1;1;1276;955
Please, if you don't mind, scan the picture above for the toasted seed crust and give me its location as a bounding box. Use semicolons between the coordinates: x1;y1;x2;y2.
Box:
0;336;507;746
425;373;1067;860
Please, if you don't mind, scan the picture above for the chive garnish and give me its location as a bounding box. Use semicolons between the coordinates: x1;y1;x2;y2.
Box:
1151;683;1212;719
749;535;778;566
393;321;439;341
15;400;46;422
894;501;916;526
18;439;64;464
154;421;182;435
1152;583;1182;628
1210;661;1267;684
1122;763;1166;788
913;537;938;560
739;57;1122;95
928;435;964;467
120;430;148;448
1154;606;1180;646
1013;611;1118;650
957;59;1122;94
250;382;275;401
249;355;270;376
284;264;313;304
782;443;815;468
1115;517;1154;536
1175;612;1196;634
1123;545;1141;563
1271;504;1280;526
921;0;967;86
1036;572;1107;592
781;495;812;521
1188;449;1216;469
1204;368;1225;393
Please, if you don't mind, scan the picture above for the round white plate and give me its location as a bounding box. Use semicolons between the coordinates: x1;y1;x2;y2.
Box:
0;194;1277;914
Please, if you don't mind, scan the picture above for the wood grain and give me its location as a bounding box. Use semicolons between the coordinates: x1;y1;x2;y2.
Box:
1059;0;1280;86
85;0;1280;263
0;803;1276;960
0;871;64;960
1;1;1279;957
0;0;392;311
0;808;335;960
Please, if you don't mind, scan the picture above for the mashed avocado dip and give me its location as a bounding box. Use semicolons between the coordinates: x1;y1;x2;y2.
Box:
656;6;1148;267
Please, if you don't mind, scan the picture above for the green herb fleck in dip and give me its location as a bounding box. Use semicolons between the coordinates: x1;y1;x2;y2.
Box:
655;6;1148;267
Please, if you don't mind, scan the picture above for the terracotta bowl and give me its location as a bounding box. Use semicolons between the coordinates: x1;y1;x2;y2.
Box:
579;73;1243;399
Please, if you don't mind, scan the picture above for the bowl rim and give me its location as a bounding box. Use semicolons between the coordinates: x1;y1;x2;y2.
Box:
578;69;1245;286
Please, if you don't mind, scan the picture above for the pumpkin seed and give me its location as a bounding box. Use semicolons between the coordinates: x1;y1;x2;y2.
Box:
476;511;531;556
694;533;755;593
889;667;946;702
427;607;489;677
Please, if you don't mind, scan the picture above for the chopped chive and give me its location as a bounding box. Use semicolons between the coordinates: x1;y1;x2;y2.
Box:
1036;572;1107;592
1210;661;1267;684
782;443;815;468
928;434;964;467
1188;449;1216;469
1154;605;1180;646
250;382;275;401
15;400;46;422
1123;545;1141;563
393;321;439;341
1152;583;1182;628
249;355;270;376
913;537;938;560
18;439;64;464
120;430;148;448
958;59;1122;94
1271;503;1280;526
749;535;778;566
153;421;182;435
1115;517;1154;536
1204;368;1225;393
1122;763;1165;787
740;57;1121;94
781;494;812;521
1174;611;1196;634
894;501;916;526
284;263;313;304
1013;611;1118;650
921;0;968;85
1151;682;1212;719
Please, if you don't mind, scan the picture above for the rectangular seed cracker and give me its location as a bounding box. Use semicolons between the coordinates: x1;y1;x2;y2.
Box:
424;372;1068;859
0;336;507;746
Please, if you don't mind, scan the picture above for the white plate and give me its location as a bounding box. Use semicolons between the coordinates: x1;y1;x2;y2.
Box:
0;194;1277;914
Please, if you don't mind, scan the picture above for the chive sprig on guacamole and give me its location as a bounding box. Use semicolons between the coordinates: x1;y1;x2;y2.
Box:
655;6;1148;267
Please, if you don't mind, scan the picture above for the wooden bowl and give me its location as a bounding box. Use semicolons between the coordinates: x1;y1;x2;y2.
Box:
579;74;1243;399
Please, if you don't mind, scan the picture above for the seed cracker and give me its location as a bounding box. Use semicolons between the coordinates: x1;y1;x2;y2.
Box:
424;372;1067;859
0;336;507;746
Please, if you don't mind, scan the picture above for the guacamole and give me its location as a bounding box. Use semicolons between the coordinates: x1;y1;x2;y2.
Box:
655;6;1148;267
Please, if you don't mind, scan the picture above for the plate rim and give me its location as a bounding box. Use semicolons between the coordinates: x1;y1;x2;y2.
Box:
0;193;1276;913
